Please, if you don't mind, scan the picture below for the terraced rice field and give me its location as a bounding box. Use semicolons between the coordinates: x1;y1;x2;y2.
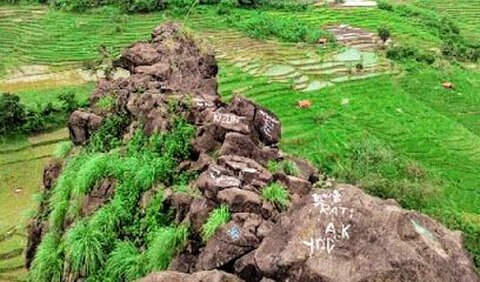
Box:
0;128;70;281
217;62;480;215
0;228;26;282
200;29;393;91
411;0;480;42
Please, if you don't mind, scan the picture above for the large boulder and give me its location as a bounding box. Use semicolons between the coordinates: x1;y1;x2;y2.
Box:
254;185;479;282
139;270;243;282
68;110;103;145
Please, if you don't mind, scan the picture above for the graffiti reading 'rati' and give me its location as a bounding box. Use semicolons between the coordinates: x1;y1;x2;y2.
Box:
301;189;356;256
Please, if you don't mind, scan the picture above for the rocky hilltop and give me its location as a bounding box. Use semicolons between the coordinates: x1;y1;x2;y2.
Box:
26;23;479;282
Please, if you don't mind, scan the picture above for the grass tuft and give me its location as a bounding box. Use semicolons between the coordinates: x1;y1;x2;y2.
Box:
201;205;231;241
65;221;111;277
146;225;189;271
262;182;290;209
54;141;73;159
104;240;146;281
29;233;64;282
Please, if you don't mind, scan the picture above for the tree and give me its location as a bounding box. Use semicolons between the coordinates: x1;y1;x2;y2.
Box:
378;27;391;45
0;93;26;135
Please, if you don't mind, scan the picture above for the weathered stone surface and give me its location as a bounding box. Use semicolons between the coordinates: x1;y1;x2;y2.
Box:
219;132;258;158
68;110;103;145
187;197;216;232
81;179;115;217
234;251;262;282
253;108;281;145
217;188;263;214
196;165;242;199
218;155;273;189
254;185;479;282
228;95;256;121
43;159;62;191
139;270;243;282
197;213;262;270
276;174;312;196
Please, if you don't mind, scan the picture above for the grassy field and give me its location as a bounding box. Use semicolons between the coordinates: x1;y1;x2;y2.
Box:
0;0;479;279
411;0;480;42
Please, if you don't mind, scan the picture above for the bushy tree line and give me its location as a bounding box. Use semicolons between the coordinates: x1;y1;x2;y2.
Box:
378;1;480;63
1;0;314;13
0;92;85;136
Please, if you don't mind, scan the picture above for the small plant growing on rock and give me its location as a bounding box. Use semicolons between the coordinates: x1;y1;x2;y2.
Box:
96;95;116;111
262;182;290;209
146;225;189;271
267;160;281;173
104;240;146;281
282;160;300;176
202;205;231;241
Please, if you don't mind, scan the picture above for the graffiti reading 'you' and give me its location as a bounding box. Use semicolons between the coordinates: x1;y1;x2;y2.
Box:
301;190;356;256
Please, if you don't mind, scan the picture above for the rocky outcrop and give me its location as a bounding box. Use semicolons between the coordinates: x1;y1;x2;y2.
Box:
26;159;63;268
254;185;479;282
29;23;479;282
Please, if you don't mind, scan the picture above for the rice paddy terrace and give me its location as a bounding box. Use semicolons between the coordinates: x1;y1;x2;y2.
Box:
0;1;480;280
412;0;480;42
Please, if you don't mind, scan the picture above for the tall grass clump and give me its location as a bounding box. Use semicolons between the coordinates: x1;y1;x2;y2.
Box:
262;182;290;209
201;205;231;241
146;225;189;271
65;221;111;277
54;141;73;159
104;240;146;281
29;233;64;282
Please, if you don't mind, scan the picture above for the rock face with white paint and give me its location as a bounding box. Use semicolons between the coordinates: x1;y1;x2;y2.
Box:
254;185;479;282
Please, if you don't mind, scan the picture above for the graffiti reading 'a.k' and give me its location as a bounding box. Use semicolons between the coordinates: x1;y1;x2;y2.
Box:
301;190;356;256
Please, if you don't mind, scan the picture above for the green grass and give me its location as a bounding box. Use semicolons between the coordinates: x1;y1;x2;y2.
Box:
54;140;73;158
201;205;231;241
65;220;109;277
104;240;146;281
145;225;189;271
217;61;480;266
29;233;63;282
13;84;94;107
262;182;290;208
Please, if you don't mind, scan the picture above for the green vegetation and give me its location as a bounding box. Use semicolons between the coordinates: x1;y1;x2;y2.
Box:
30;118;196;279
104;240;145;281
266;159;299;176
54;140;73;158
201;205;231;241
262;182;290;209
222;10;330;44
29;233;63;282
145;225;189;271
0;91;86;136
